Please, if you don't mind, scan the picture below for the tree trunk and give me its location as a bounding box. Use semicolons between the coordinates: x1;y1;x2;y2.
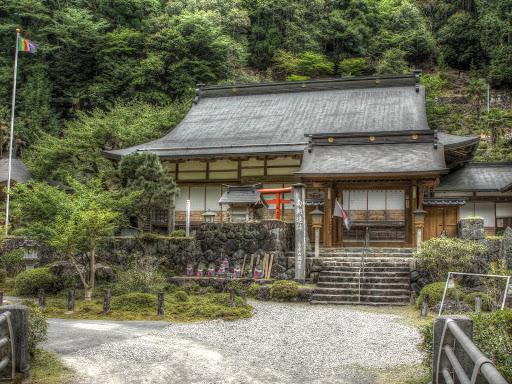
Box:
85;246;96;301
84;286;93;301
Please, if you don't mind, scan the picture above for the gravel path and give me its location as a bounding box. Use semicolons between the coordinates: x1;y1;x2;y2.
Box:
42;301;422;384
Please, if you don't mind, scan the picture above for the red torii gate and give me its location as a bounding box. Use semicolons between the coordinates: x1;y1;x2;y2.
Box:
257;187;293;220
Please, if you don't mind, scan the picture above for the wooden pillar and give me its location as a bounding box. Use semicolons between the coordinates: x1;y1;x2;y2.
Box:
324;185;333;248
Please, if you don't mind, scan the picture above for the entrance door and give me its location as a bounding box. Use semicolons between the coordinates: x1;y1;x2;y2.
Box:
338;189;406;245
424;206;458;240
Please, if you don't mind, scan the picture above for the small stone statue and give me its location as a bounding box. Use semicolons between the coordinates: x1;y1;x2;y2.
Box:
223;260;230;269
196;264;205;277
207;264;216;277
254;264;263;279
186;265;194;277
233;264;241;278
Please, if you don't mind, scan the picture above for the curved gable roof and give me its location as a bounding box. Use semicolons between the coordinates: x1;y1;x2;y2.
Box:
103;74;430;160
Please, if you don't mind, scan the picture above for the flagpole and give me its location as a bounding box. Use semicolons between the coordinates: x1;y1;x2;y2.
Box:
5;28;20;235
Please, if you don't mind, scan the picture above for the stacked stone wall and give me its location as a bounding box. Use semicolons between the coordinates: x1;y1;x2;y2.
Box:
0;220;300;280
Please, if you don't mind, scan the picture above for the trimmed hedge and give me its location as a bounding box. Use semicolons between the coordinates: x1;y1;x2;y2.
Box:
270;280;300;301
15;268;61;295
415;281;464;309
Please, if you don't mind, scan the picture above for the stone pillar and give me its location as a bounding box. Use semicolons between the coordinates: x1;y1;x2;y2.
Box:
457;218;485;241
0;305;29;378
293;184;307;284
432;315;473;384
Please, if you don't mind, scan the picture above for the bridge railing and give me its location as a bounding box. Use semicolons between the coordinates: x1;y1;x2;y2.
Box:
434;316;508;384
0;311;15;379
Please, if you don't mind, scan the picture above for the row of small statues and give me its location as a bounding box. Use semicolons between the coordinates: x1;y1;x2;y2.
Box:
186;260;265;279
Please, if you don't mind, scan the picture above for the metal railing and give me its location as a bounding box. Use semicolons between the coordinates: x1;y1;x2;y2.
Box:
436;318;508;384
0;311;15;379
358;227;370;302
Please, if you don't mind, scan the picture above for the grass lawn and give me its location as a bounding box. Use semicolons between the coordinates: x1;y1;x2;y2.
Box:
27;349;77;384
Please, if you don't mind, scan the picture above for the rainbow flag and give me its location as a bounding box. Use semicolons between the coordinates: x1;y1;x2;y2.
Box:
18;36;38;53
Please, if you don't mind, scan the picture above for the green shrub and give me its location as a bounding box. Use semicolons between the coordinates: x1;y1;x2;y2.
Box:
1;248;25;277
114;255;166;294
15;268;61;295
174;291;188;302
0;269;7;283
415;237;486;281
418;309;512;382
169;229;186;237
415;282;464;309
111;293;157;311
463;292;493;312
28;306;47;357
270;280;300;301
247;284;260;298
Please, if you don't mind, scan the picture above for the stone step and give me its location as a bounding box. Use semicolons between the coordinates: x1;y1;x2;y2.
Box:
310;300;409;306
318;275;410;284
320;258;413;264
321;265;410;272
318;253;414;259
320;270;411;278
313;287;411;296
316;281;411;290
310;293;410;304
322;260;410;266
318;247;416;254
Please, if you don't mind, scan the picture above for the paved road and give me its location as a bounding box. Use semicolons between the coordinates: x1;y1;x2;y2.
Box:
41;302;421;384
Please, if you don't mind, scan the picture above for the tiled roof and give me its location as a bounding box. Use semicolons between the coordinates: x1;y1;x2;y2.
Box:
436;162;512;192
295;142;448;177
103;74;430;160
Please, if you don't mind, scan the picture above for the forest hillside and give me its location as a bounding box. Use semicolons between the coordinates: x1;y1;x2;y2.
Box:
1;0;511;186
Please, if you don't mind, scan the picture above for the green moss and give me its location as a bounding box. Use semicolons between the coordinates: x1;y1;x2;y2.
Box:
111;293;158;311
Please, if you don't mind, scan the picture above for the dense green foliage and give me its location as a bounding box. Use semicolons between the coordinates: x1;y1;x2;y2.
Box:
111;293;158;311
0;268;6;283
414;238;487;281
15;267;61;295
10;179;138;300
2;0;512;163
119;152;178;234
415;281;464;309
418;309;512;382
0;248;24;277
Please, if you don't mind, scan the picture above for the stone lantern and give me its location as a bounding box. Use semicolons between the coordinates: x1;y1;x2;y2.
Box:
310;208;324;258
21;239;39;270
412;208;428;248
201;209;216;223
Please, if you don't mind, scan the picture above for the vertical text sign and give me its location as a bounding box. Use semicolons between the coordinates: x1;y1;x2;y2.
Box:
186;200;191;237
293;184;307;284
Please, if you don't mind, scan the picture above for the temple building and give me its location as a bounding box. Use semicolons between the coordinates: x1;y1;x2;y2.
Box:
103;72;511;246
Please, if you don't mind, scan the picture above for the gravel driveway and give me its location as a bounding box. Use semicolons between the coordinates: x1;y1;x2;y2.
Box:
41;301;422;384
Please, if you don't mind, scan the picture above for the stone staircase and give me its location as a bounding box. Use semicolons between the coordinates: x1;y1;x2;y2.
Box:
311;247;415;306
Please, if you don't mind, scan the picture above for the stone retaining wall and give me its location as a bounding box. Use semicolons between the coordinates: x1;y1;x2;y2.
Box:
1;220;302;280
